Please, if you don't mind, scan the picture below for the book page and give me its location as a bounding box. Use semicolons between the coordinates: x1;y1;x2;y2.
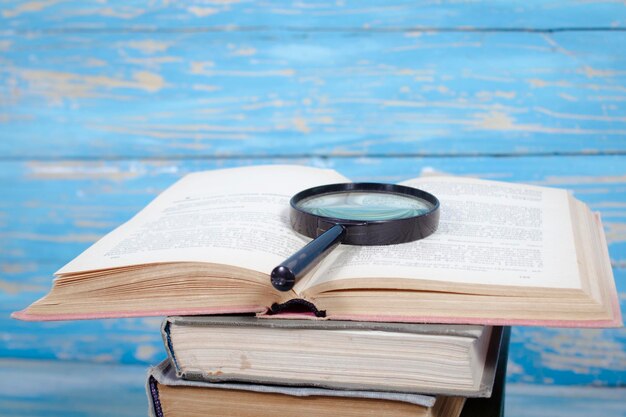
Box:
57;165;349;275
306;176;581;291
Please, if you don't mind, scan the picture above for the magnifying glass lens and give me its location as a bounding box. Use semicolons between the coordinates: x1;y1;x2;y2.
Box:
297;191;434;221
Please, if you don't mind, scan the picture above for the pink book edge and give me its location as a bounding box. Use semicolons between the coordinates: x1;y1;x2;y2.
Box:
12;306;622;328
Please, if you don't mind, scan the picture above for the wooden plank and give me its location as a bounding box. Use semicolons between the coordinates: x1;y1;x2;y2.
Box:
506;384;626;417
2;31;626;158
2;359;626;417
0;359;147;417
1;156;625;385
508;317;626;387
1;1;625;31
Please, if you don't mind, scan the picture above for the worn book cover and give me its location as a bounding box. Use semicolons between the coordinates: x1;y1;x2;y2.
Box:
147;359;462;417
162;316;504;397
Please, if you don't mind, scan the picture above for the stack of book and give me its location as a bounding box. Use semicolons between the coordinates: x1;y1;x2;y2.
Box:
147;316;509;417
14;165;621;416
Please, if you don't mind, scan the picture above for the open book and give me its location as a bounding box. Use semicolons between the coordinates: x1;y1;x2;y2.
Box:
14;165;621;326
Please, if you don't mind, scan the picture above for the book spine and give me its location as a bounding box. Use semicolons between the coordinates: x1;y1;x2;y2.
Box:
147;376;164;417
161;319;182;374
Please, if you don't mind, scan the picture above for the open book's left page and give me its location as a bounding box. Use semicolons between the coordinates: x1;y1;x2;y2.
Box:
57;165;348;276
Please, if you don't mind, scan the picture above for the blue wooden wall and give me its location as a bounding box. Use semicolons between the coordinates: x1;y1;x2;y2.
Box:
1;0;626;406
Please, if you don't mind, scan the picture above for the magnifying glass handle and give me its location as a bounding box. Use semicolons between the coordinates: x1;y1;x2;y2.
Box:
271;224;346;291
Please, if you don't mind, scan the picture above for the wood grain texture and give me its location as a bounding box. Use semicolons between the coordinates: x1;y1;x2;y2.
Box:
1;1;625;31
1;30;626;157
505;383;626;417
0;359;147;417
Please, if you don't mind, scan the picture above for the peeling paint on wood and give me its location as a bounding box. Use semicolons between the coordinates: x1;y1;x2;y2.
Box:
1;31;626;157
0;359;147;417
1;1;625;30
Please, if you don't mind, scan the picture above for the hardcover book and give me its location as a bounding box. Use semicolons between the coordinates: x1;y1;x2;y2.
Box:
147;360;466;417
162;316;503;396
14;165;621;327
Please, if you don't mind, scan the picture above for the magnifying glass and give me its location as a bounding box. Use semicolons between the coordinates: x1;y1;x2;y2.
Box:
271;183;440;291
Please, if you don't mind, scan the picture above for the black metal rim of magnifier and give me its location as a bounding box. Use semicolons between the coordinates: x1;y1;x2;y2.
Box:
290;182;440;245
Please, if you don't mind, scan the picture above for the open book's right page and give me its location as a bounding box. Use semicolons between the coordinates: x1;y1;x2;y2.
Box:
303;176;581;295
